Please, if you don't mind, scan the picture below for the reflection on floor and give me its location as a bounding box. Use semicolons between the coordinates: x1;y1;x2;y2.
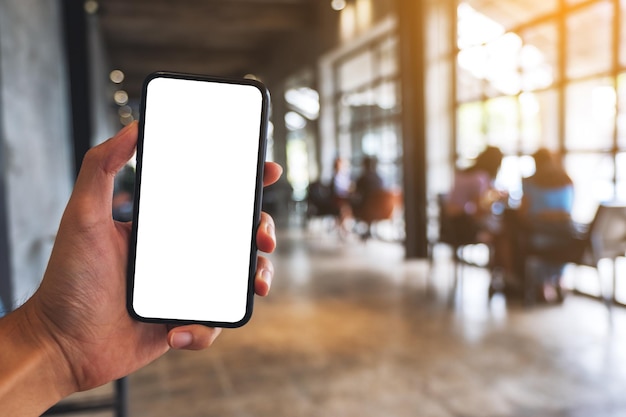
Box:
64;226;626;417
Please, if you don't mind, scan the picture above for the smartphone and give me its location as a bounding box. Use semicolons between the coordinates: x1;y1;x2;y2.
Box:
127;71;269;328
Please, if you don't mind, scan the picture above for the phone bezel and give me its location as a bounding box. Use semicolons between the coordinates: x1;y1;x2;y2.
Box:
126;71;270;328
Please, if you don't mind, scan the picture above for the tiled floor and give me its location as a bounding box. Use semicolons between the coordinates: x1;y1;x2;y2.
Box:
60;225;626;417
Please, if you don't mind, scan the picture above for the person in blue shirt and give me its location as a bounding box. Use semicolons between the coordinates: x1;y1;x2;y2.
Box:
520;147;574;302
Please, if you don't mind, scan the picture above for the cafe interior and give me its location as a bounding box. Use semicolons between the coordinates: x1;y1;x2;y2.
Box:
2;0;626;415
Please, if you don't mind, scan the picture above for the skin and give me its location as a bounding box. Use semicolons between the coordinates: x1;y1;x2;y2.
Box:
0;121;282;415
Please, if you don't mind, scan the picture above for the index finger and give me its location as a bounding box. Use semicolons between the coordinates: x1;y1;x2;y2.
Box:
263;162;282;187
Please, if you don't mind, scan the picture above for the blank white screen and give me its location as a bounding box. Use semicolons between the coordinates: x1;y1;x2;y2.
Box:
131;76;264;324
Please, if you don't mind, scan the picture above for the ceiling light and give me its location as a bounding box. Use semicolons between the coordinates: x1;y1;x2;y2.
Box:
109;69;125;84
331;0;346;11
114;90;129;106
84;0;99;15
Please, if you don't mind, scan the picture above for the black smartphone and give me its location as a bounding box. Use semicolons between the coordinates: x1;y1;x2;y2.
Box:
127;71;269;328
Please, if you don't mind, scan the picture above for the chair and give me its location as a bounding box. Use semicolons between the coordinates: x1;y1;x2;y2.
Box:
429;194;494;303
522;203;626;310
305;181;340;226
352;189;402;240
432;193;494;263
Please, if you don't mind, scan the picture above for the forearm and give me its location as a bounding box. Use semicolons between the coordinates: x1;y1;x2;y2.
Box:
0;303;74;415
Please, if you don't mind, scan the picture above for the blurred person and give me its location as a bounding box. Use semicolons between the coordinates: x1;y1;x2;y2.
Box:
351;156;384;214
444;146;520;292
330;157;353;234
349;156;387;239
520;148;574;302
0;122;283;416
445;146;505;244
330;156;352;201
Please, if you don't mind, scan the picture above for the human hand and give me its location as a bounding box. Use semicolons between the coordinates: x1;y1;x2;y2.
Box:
2;121;282;412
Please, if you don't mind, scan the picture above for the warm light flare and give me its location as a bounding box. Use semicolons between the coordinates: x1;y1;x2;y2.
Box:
331;0;346;11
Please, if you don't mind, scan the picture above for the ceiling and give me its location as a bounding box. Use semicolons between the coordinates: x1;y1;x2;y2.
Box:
96;0;317;98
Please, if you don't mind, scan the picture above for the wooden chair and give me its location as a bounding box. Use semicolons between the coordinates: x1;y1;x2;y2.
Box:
352;189;402;240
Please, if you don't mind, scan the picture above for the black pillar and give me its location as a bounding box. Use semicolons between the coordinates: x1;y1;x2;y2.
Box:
0;30;13;311
397;0;428;258
262;81;291;226
61;0;93;177
269;84;289;173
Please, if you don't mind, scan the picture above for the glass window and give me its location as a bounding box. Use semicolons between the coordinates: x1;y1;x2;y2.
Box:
614;152;626;201
351;125;401;188
453;0;624;304
457;59;484;103
334;34;401;189
565;153;615;223
615;258;626;304
340;82;399;133
519;90;559;153
565;78;615;151
379;36;398;78
568;266;602;297
286;135;310;201
463;0;558;30
457;32;523;98
374;80;400;117
283;71;319;197
457;8;559;102
566;1;613;79
339;50;374;92
496;155;524;197
457;3;505;49
343;89;376;125
519;23;558;90
485;96;519;154
621;2;626;67
616;73;626;148
457;102;485;158
484;33;523;96
373;124;403;187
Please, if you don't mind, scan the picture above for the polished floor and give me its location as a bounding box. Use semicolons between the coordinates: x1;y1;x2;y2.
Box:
61;222;626;417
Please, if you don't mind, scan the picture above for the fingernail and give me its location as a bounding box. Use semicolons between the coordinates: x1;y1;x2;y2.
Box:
266;222;275;241
171;332;193;349
262;269;272;287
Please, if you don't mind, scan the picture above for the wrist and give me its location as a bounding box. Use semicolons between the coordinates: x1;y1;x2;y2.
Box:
0;301;76;415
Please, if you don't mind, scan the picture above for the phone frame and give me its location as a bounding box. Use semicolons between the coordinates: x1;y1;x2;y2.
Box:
126;71;270;328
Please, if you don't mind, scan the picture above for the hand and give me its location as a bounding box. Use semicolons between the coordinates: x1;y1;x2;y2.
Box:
1;121;282;413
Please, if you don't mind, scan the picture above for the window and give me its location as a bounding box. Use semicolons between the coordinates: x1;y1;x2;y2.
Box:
455;0;626;302
566;1;613;80
565;78;615;152
334;33;402;188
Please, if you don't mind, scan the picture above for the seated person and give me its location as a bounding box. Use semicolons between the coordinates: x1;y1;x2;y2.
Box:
306;157;353;222
331;157;352;202
350;156;384;219
520;148;574;302
445;146;522;294
330;157;354;226
445;146;504;244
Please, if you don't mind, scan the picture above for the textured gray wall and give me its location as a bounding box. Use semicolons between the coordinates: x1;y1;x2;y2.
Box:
0;0;73;305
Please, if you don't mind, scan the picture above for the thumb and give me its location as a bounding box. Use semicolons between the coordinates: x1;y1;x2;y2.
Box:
70;122;138;215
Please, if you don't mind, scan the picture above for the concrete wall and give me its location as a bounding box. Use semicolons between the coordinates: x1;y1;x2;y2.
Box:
0;0;73;306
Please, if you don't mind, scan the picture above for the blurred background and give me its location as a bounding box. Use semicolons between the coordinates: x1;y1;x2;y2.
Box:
3;0;626;416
